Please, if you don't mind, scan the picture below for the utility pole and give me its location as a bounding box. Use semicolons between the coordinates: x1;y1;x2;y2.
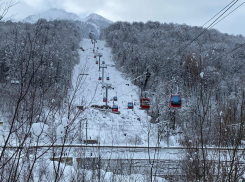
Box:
141;82;144;97
144;69;151;90
79;117;88;145
85;119;88;145
79;119;82;143
93;38;96;50
77;106;86;144
95;53;103;71
102;83;114;109
167;121;170;147
101;65;107;84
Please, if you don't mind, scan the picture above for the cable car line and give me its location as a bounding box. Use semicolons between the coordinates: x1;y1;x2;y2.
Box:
210;2;245;29
85;0;245;137
92;51;149;111
88;39;160;111
153;0;243;110
169;0;239;61
112;69;151;88
202;0;237;27
154;0;239;69
213;41;245;62
107;0;242;108
90;50;149;110
117;88;138;98
164;0;243;110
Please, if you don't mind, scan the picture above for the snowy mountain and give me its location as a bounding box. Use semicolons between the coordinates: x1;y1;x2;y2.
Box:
24;8;81;23
23;8;112;33
83;13;112;24
83;13;112;33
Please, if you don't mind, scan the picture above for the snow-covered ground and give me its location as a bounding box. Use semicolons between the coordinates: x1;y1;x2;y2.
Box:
71;39;159;147
0;39;176;182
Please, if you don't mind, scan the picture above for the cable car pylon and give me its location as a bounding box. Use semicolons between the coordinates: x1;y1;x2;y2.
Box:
102;83;114;109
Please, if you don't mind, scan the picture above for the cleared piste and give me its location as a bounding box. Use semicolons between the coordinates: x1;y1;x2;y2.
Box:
71;39;159;147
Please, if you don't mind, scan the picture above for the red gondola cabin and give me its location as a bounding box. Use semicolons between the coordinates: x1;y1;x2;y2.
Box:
140;98;150;109
103;97;107;102
113;96;117;101
96;61;98;64
112;105;118;112
98;76;102;81
169;94;182;108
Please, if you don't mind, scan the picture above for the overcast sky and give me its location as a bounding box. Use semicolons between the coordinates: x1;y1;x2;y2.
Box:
4;0;245;36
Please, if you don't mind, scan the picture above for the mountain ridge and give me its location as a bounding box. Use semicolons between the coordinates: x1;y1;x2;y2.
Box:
84;13;112;24
24;8;81;23
23;8;112;25
23;8;112;35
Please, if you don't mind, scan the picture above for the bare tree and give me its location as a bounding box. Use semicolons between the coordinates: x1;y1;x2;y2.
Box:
0;16;86;181
0;0;19;21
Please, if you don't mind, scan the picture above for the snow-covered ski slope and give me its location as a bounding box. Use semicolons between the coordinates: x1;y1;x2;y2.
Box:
72;39;158;146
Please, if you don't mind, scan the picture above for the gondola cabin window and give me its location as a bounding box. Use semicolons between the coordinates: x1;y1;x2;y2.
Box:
112;105;118;112
169;94;181;108
128;102;133;109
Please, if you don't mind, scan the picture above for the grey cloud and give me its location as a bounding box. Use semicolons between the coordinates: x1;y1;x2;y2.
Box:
4;0;245;35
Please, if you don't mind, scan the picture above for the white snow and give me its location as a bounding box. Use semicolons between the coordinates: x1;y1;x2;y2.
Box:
83;13;113;24
0;38;174;181
31;123;49;136
200;72;204;78
71;39;159;147
56;124;66;138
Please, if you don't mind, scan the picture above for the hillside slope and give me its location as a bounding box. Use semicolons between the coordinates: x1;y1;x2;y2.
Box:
71;39;160;146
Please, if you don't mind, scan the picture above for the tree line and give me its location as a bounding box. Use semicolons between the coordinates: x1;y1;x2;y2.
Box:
0;18;99;181
103;20;245;181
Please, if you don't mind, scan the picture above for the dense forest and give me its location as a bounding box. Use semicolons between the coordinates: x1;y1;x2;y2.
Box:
0;19;98;114
104;20;245;146
103;21;245;180
0;19;99;182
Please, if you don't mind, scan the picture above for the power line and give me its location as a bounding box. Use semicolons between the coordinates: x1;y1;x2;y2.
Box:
202;0;237;27
117;88;138;98
213;42;245;62
170;0;239;61
112;70;149;87
90;8;244;104
117;1;242;83
210;2;245;28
